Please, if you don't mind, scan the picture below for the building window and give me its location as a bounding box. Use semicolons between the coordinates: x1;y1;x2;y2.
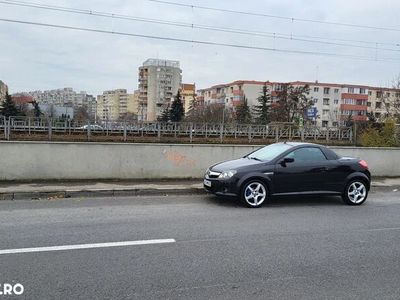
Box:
334;89;339;93
367;102;371;107
332;122;338;127
376;102;382;109
322;120;328;127
376;91;382;98
323;109;329;116
314;87;319;92
313;98;318;103
334;99;339;104
360;88;366;94
323;98;330;105
323;87;330;94
348;87;354;93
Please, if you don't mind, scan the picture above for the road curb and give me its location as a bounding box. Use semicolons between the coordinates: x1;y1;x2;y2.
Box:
0;187;206;201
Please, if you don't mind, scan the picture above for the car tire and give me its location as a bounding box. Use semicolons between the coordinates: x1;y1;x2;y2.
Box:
240;180;268;208
342;179;368;205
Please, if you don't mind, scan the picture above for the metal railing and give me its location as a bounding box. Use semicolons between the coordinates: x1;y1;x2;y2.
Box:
0;116;353;143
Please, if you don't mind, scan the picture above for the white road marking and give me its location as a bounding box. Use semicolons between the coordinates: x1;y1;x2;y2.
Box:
0;239;176;255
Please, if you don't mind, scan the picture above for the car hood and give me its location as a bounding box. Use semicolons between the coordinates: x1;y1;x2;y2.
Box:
211;157;265;172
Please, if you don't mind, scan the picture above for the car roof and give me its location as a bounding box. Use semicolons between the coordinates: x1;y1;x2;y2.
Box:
278;142;323;147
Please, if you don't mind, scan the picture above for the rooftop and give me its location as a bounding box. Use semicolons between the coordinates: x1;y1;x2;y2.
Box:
142;58;180;68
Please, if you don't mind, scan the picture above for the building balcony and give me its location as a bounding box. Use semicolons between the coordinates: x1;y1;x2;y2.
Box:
340;115;367;121
232;90;244;96
341;93;368;100
340;104;367;111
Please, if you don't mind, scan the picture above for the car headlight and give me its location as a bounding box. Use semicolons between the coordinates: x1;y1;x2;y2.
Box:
218;170;237;179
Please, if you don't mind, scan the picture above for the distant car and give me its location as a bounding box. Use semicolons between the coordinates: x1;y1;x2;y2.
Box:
204;142;371;208
79;124;104;131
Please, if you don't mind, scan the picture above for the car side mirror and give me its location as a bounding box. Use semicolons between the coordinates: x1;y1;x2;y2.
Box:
280;157;294;167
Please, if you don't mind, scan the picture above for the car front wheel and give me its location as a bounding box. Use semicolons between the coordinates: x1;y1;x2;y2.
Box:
241;180;268;208
342;180;368;205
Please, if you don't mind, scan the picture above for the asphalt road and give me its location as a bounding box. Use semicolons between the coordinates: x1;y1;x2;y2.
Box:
0;187;400;299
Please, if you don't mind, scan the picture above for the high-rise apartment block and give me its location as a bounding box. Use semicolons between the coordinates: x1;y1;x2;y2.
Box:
138;59;182;121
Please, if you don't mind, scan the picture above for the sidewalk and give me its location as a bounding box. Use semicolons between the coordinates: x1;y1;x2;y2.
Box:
0;178;399;201
0;180;204;200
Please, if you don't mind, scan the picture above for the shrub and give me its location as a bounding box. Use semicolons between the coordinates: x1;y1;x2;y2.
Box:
360;119;397;147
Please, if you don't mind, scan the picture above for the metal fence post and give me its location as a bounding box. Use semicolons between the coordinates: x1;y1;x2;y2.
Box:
189;123;193;143
275;126;279;143
28;118;31;136
326;128;330;143
123;122;127;142
48;118;52;140
157;123;161;141
220;123;224;143
3;117;6;140
87;122;91;142
7;118;11;140
248;125;252;143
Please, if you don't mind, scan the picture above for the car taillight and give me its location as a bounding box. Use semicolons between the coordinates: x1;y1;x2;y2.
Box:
359;160;368;169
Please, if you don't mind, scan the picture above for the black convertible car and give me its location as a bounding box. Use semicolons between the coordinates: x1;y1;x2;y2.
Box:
204;142;371;208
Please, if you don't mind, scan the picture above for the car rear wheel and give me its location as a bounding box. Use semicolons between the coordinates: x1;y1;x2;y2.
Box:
342;180;368;205
241;180;268;208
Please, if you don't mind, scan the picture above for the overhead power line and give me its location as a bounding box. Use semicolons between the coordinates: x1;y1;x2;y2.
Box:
0;17;399;63
0;0;399;52
147;0;400;33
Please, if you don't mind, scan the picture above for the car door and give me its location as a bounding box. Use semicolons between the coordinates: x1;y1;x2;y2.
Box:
273;147;329;194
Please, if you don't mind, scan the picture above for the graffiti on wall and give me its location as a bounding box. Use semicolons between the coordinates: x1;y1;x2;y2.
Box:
163;150;197;168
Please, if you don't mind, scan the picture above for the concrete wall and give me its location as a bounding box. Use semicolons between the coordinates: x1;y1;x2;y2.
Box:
0;142;398;180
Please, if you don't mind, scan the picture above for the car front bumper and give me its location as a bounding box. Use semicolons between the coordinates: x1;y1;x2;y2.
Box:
203;177;238;197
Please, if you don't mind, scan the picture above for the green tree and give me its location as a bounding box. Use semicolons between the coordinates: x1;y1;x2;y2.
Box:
236;98;252;124
253;84;270;124
158;104;170;122
30;100;42;118
170;91;184;122
0;92;22;117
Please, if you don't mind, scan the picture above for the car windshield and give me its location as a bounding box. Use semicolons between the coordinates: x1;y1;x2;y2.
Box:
247;143;293;161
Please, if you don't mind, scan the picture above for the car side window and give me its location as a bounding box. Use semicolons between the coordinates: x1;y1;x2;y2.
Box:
286;147;327;162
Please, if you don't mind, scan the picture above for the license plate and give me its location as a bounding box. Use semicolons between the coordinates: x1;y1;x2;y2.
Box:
204;179;212;187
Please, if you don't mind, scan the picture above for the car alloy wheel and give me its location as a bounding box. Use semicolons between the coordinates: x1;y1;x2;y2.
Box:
242;181;267;208
343;180;368;205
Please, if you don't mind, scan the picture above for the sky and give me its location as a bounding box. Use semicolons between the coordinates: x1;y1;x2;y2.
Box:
0;0;400;95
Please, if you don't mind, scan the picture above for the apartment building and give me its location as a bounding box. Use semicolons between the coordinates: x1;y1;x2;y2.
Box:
181;83;196;114
96;89;130;121
367;87;400;121
198;80;400;127
138;59;182;121
0;80;8;102
197;80;281;111
127;90;140;116
13;88;97;118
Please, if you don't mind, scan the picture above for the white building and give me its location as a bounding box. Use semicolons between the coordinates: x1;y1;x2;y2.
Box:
138;59;182;121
